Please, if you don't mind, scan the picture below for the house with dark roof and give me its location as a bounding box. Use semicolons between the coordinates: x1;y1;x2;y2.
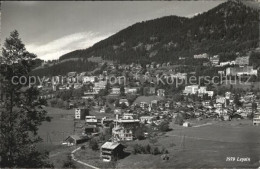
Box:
64;135;88;146
100;142;125;162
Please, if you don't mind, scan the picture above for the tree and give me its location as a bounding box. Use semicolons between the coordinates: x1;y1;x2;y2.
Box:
105;82;110;95
120;85;125;96
158;121;170;132
152;147;160;155
89;138;99;151
0;30;52;168
234;94;242;107
62;154;76;168
175;113;184;125
145;144;151;154
134;126;145;140
120;102;128;109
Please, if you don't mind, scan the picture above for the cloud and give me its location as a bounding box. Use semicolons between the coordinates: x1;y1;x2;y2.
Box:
26;31;112;60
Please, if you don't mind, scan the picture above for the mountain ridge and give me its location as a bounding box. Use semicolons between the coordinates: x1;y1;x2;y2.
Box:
50;0;260;65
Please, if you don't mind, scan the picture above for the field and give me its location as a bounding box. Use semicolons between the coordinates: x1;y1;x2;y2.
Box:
117;119;260;168
37;107;260;168
38;107;114;144
38;107;75;144
37;106;115;168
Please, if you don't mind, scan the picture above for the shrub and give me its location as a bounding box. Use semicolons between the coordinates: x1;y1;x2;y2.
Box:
145;144;151;154
89;138;99;151
158;121;170;132
132;144;141;154
132;144;162;155
149;138;158;145
81;145;86;150
50;99;57;107
175;114;184;125
62;155;76;168
152;147;160;155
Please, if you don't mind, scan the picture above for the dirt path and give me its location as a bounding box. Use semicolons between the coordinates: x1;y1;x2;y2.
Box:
71;147;100;169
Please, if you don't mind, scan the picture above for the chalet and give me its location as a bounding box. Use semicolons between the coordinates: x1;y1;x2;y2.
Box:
223;115;231;121
100;107;106;113
226;66;257;76
75;107;89;120
253;112;260;125
157;89;165;97
93;81;107;93
243;103;253;113
114;108;122;115
134;96;163;108
183;85;199;95
84;125;98;135
85;116;98;126
111;87;120;95
183;121;191;127
194;53;208;59
100;142;125;162
215;108;228;117
220;61;235;67
101;117;114;127
218;71;225;75
112;114;140;141
119;99;129;107
202;101;211;108
171;72;187;79
225;92;232;99
147;87;156;95
64;135;88;146
216;96;226;104
214;103;223;109
210;55;220;66
125;87;138;94
235;56;249;66
82;76;97;83
140;116;155;124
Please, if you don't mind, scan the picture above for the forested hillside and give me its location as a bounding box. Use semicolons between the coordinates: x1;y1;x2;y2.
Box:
58;0;259;64
30;59;97;76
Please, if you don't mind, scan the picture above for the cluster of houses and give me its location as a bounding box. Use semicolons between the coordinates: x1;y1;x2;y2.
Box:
71;87;260;142
34;55;260;162
191;53;259;77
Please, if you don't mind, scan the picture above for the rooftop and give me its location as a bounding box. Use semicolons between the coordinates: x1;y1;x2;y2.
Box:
101;142;121;150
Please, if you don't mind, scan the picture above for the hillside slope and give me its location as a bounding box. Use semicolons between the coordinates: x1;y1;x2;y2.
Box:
58;0;259;64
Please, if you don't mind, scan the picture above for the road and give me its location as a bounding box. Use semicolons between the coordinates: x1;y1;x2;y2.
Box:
71;147;100;169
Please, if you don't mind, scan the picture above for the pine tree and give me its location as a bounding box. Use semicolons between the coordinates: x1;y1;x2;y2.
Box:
120;85;125;96
0;30;52;167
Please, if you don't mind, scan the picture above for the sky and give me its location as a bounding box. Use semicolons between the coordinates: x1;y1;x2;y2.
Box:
1;1;226;61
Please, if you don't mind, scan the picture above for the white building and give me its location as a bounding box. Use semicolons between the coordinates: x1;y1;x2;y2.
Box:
85;116;98;125
219;61;235;67
253;113;260;126
83;76;97;83
140;116;155;124
226;66;258;76
183;85;199;95
113;114;140;141
93;81;107;93
75;108;88;120
194;53;208;59
111;87;120;95
119;99;129;107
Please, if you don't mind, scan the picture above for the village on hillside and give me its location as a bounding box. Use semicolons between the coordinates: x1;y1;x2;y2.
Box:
27;52;260;167
1;0;260;168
